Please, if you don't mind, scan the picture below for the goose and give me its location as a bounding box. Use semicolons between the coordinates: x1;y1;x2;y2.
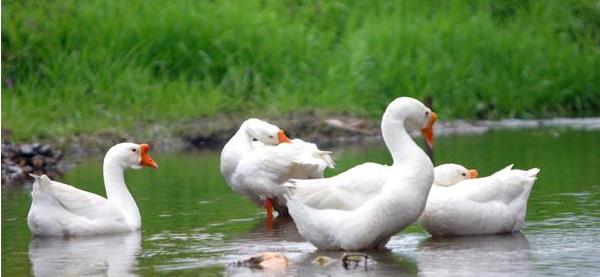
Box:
432;163;478;186
285;163;476;211
27;143;158;237
418;164;540;236
285;97;437;250
220;118;334;221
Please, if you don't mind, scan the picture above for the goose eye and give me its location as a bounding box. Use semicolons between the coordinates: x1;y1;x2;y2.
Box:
252;138;258;141
131;148;137;152
269;135;273;139
461;173;467;177
425;111;430;117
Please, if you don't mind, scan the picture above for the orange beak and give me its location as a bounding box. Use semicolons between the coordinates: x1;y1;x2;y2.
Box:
421;112;437;148
277;130;291;144
139;144;158;169
469;169;478;179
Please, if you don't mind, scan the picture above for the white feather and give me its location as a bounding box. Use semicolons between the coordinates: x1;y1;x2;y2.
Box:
418;165;540;236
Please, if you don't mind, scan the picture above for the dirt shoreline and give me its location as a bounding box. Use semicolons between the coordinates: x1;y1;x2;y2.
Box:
48;116;600;156
2;116;599;185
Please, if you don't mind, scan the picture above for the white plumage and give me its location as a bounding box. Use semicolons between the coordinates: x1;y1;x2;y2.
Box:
284;163;477;211
27;143;158;237
220;119;334;216
285;97;437;250
418;164;540;236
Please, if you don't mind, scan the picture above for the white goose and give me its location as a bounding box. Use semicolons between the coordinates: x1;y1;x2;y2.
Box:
285;97;437;250
286;163;476;211
419;164;540;236
27;143;158;237
432;163;478;186
220;118;334;221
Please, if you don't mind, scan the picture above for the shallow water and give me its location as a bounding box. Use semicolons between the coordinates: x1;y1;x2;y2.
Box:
2;129;599;276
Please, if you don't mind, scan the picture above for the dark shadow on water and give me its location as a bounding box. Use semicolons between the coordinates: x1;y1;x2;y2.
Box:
415;232;534;277
28;232;141;277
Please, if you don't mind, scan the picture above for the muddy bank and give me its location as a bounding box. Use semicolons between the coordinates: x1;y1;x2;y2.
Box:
2;115;599;185
58;116;600;156
164;116;600;151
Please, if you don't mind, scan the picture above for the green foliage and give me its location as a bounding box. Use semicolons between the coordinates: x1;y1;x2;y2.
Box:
2;0;599;140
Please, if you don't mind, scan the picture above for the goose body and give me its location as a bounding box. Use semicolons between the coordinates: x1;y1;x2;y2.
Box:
286;97;437;250
287;163;477;211
220;119;334;218
418;165;540;236
27;143;158;237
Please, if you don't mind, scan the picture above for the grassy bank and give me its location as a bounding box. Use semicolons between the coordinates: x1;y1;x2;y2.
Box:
2;0;599;141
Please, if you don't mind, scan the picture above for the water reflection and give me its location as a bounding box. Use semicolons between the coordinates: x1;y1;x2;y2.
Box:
225;217;418;276
1;129;596;276
289;250;417;276
153;216;314;273
29;232;141;277
244;216;307;242
415;232;533;277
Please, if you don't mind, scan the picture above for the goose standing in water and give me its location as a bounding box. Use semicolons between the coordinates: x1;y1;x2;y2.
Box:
220;118;334;223
285;97;437;250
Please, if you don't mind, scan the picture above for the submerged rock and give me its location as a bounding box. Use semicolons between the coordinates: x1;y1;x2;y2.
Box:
341;253;375;271
1;143;65;185
312;255;336;267
233;252;289;271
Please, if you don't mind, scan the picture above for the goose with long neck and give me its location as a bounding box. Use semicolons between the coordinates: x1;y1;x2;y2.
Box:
27;143;158;237
220;118;334;224
285;97;437;250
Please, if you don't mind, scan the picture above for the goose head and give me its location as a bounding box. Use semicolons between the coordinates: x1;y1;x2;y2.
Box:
385;97;437;147
434;163;477;187
105;143;158;170
242;118;291;145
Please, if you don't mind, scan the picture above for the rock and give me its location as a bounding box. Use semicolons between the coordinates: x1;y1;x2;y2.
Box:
312;255;335;267
19;144;35;157
1;142;66;185
325;118;374;135
39;144;53;156
2;143;14;158
234;252;288;271
341;253;373;270
32;155;45;168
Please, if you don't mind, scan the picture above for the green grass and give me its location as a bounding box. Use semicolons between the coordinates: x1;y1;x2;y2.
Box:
2;0;599;140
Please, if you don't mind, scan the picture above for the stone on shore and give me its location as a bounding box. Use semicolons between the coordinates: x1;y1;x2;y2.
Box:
1;143;65;185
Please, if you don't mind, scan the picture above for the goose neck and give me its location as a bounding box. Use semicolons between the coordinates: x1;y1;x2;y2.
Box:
381;117;421;164
103;157;141;228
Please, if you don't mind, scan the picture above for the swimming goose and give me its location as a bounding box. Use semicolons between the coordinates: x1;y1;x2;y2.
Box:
432;163;478;186
419;164;540;236
27;143;158;237
285;97;437;250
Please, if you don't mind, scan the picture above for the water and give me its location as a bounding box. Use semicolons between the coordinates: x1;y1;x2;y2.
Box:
2;129;599;276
